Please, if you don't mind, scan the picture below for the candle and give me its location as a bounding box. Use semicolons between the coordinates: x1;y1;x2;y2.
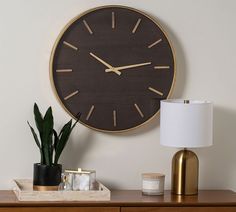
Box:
65;168;96;191
142;173;165;195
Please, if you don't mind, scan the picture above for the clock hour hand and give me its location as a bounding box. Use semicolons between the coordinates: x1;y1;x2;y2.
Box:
105;62;152;73
89;52;121;75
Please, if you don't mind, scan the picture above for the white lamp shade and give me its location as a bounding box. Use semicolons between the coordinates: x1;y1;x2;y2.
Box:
160;100;213;148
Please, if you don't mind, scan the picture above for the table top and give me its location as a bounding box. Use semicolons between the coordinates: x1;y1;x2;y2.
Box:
0;190;236;207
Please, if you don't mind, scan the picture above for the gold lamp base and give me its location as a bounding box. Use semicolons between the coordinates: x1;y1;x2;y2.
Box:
171;149;199;195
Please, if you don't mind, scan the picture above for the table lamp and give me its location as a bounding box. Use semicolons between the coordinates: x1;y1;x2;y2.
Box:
160;99;213;195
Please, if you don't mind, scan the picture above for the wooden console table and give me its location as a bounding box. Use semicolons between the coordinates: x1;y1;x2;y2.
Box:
0;190;236;212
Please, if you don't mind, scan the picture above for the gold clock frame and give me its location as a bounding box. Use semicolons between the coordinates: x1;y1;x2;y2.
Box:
49;5;176;133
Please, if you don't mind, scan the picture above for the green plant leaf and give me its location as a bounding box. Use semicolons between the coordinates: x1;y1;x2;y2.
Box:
27;121;41;149
52;129;59;164
54;114;80;164
29;104;79;165
48;135;53;165
33;103;45;163
33;103;43;134
72;112;81;129
27;121;44;163
42;107;54;166
53;129;59;151
54;120;75;164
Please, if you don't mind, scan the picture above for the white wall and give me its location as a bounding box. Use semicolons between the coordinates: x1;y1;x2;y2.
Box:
0;0;236;190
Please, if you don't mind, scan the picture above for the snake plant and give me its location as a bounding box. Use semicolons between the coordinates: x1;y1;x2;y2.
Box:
27;103;80;166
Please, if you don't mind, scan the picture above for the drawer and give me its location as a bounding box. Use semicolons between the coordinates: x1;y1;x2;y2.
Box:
121;207;236;212
0;207;119;212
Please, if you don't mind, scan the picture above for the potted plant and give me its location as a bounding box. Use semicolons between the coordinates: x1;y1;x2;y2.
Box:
27;103;80;191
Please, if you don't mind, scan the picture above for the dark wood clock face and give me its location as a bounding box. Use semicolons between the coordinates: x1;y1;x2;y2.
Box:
50;6;175;132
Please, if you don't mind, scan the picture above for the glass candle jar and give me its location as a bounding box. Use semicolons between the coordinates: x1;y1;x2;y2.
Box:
58;173;72;191
65;168;96;191
142;173;165;195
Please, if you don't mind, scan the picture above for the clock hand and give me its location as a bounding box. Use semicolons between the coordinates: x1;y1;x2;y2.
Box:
89;52;121;75
105;62;152;73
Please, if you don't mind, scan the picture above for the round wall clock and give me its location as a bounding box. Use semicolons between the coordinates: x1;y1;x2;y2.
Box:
50;5;176;132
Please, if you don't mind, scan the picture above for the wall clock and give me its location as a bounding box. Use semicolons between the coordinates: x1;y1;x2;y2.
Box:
50;5;176;132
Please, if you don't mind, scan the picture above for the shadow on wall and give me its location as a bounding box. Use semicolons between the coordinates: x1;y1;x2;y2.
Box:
60;129;95;170
114;14;188;137
197;106;236;190
156;18;188;100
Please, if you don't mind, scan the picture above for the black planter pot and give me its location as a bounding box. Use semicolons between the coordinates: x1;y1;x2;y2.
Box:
33;163;62;191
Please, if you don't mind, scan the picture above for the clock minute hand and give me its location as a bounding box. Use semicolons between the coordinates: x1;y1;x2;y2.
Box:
89;52;121;75
105;62;152;73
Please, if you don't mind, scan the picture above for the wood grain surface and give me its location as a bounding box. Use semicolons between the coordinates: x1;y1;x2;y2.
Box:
121;207;236;212
0;208;118;212
0;190;236;207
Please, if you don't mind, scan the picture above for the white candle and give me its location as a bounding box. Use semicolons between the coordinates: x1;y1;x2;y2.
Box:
142;173;165;195
65;168;96;191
